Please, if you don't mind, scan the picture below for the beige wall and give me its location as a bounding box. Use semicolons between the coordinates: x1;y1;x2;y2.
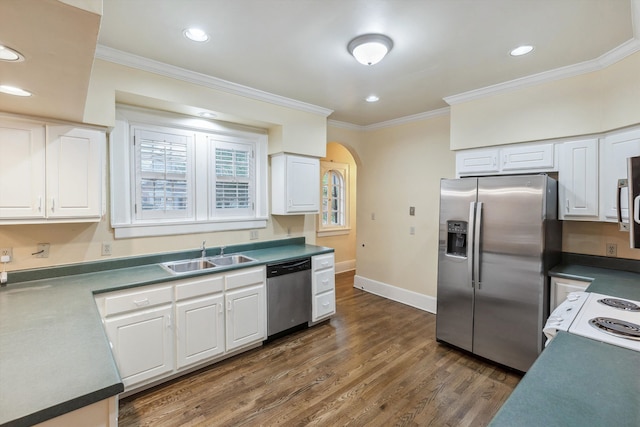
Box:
563;221;640;260
0;60;329;271
450;51;640;150
344;114;455;297
315;142;358;269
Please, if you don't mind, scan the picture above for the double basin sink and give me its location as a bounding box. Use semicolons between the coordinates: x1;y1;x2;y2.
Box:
160;254;256;275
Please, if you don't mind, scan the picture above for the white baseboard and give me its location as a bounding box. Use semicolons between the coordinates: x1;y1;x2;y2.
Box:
335;259;356;274
353;275;437;314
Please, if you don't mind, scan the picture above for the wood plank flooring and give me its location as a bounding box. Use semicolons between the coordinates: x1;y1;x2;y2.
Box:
119;272;521;426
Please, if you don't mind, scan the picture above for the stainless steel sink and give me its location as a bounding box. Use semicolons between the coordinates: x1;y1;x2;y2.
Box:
206;254;256;266
161;258;217;274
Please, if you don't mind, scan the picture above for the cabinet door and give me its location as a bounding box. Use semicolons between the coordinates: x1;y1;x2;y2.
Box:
550;277;590;311
456;148;499;176
286;155;320;213
104;305;173;389
501;143;555;171
46;126;104;218
176;294;224;369
225;284;265;352
0;120;46;218
601;129;640;222
559;139;598;219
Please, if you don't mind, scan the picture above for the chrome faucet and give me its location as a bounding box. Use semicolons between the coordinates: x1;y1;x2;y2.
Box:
201;241;206;258
220;246;226;256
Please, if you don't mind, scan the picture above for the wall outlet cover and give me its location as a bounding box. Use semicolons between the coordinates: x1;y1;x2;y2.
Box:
36;243;50;258
102;242;113;256
606;243;617;257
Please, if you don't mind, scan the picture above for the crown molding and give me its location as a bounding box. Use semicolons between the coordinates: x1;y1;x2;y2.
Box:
329;107;450;132
327;120;365;131
94;45;333;117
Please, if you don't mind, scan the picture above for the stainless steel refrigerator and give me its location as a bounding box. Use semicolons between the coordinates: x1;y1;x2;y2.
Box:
436;174;561;372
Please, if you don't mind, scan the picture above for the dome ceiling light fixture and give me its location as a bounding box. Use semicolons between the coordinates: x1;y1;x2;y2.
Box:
184;28;209;42
365;95;379;103
510;45;534;56
347;34;393;66
0;45;25;62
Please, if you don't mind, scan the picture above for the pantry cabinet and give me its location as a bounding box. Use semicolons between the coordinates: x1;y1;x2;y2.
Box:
271;153;320;214
0;116;105;223
558;139;599;219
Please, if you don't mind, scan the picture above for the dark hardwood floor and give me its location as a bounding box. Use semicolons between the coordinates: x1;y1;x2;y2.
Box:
119;271;521;426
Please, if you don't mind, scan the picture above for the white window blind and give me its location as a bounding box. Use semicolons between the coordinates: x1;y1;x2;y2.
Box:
212;140;254;217
134;128;193;220
318;161;350;235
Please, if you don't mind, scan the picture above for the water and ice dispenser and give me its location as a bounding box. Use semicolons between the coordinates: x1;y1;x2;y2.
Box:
446;221;468;257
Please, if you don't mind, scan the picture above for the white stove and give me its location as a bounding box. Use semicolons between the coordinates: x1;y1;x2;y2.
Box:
544;292;640;352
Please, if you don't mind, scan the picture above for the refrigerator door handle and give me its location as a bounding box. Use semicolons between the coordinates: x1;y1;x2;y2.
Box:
474;202;483;289
468;202;476;288
618;178;630;231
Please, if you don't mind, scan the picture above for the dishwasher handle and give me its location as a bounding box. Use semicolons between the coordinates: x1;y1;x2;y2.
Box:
267;258;311;278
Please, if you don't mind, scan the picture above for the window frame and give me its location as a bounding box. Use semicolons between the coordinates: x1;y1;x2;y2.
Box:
111;105;268;239
317;161;350;237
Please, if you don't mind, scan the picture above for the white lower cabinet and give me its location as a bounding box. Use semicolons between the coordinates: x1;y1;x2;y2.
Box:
550;277;591;311
95;265;266;392
104;305;174;388
176;294;225;369
226;284;266;351
311;253;336;322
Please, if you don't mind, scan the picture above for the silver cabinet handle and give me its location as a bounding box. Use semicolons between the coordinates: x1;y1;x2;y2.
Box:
618;178;629;231
133;298;150;307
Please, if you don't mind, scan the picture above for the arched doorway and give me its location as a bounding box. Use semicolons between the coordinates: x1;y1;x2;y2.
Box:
315;142;358;273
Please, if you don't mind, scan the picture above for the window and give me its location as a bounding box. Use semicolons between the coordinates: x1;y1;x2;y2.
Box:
111;106;268;238
318;161;349;236
134;128;193;220
211;139;254;217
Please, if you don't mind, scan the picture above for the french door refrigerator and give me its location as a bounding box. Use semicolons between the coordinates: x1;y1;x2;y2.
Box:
436;174;561;372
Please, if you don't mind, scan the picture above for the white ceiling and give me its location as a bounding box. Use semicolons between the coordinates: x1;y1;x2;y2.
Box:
96;0;637;126
0;1;637;126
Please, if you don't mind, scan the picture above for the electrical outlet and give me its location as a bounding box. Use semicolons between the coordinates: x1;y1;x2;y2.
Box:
249;230;259;240
0;248;12;260
101;242;112;256
410;226;415;235
606;243;617;257
36;243;50;258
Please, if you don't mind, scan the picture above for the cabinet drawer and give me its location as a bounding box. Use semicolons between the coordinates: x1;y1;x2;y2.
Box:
175;274;224;301
313;268;335;295
103;286;173;316
312;253;334;271
313;290;336;321
225;266;265;291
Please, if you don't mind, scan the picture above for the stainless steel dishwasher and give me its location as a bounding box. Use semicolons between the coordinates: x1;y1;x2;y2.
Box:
266;258;311;338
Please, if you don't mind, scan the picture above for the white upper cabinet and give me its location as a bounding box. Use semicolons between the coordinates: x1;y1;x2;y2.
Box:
0;119;46;218
271;153;320;214
558;139;599;219
0;116;105;223
600;129;640;222
456;148;499;176
500;143;554;171
46;126;104;219
456;142;556;177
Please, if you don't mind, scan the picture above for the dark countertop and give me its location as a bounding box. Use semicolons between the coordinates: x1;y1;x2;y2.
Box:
0;239;332;427
490;261;640;426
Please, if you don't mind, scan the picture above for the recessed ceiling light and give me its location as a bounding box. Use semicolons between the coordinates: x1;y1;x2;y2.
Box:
184;28;209;42
0;85;32;97
510;45;534;56
0;45;24;62
365;95;379;103
198;112;217;118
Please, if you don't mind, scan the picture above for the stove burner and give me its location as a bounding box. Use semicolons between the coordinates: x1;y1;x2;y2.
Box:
589;317;640;341
597;298;640;312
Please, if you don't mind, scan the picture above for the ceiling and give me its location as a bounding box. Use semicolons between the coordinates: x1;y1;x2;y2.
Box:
0;1;638;126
